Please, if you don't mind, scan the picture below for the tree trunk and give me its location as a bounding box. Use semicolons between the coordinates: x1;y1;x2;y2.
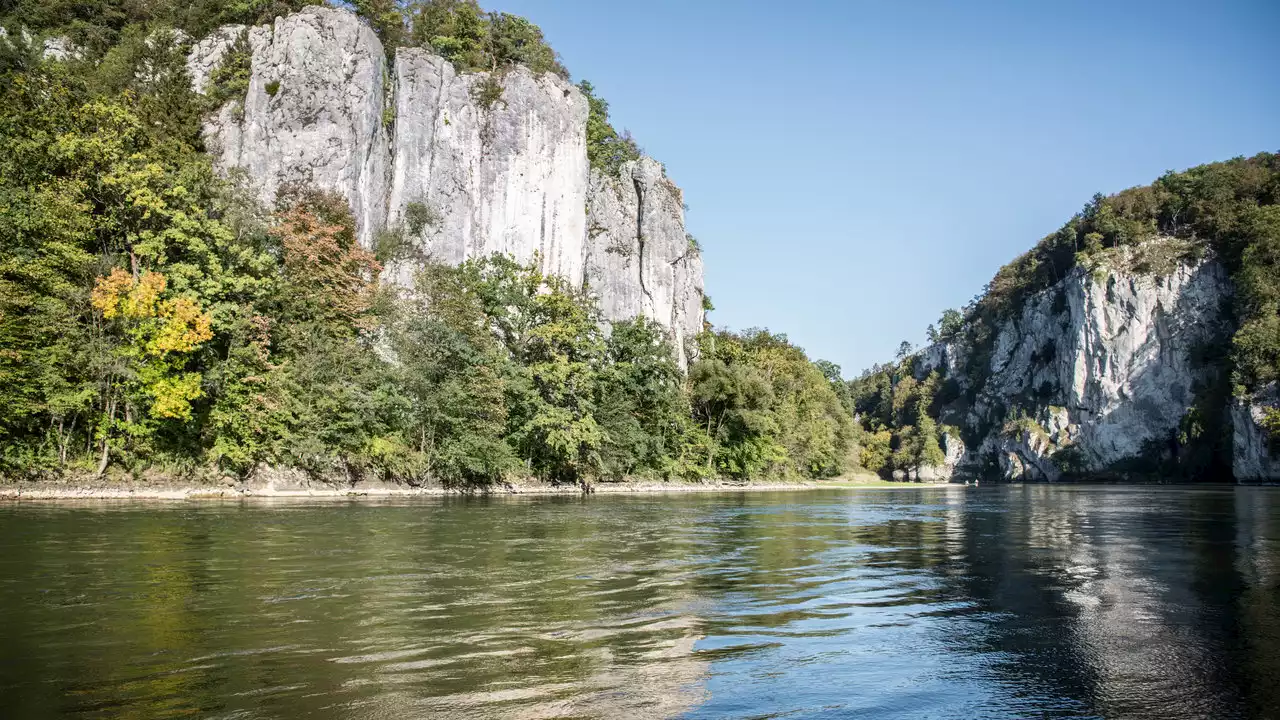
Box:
56;418;72;465
95;437;111;477
95;398;116;478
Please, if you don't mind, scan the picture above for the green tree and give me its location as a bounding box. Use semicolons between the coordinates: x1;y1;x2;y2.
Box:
265;189;399;477
401;0;564;77
579;80;641;175
0;68;254;474
815;359;855;416
689;349;780;479
1231;205;1280;390
595;318;688;479
486;11;565;77
467;255;605;485
407;0;491;69
0;0;321;52
389;261;516;485
689;329;852;480
936;308;963;340
353;0;406;47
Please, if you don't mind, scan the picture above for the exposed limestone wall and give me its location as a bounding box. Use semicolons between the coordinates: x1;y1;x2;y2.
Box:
387;49;588;283
584;158;705;366
186;6;703;351
915;432;966;482
1233;386;1280;481
918;255;1243;480
188;8;392;249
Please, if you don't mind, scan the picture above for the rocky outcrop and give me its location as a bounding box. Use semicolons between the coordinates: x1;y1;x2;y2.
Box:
186;6;703;357
0;28;80;60
188;9;392;249
387;49;588;283
918;252;1246;480
1232;386;1280;481
916;432;966;482
584;159;706;366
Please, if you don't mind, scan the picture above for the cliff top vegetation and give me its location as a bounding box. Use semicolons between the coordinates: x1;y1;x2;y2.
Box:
933;152;1280;395
849;152;1280;480
0;0;642;174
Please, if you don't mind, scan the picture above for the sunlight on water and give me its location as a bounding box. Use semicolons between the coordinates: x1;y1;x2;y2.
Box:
0;486;1277;718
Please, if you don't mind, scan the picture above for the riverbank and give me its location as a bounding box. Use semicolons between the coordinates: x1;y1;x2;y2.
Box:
0;472;952;501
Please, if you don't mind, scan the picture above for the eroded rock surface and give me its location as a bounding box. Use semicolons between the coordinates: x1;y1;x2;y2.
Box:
186;6;703;353
584;158;705;366
387;49;588;284
1233;386;1280;481
189;7;392;248
918;255;1239;480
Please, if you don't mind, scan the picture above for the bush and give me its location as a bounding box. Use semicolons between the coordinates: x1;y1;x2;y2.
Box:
404;0;566;78
579;80;641;175
404;201;441;235
205;31;251;109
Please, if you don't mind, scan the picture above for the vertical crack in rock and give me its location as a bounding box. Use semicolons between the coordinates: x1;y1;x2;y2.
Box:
188;6;702;364
913;255;1239;481
632;173;655;312
540;193;548;261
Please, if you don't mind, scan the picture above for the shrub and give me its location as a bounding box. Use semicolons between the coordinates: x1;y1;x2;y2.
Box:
205;31;252;109
579;80;641;175
404;201;441;236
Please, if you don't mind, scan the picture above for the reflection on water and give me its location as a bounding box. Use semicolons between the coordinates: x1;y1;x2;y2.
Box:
0;487;1277;719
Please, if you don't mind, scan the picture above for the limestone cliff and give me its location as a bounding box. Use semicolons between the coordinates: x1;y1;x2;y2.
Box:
387;49;588;284
1232;386;1280;482
188;13;392;249
912;243;1273;481
186;6;704;360
584;158;706;365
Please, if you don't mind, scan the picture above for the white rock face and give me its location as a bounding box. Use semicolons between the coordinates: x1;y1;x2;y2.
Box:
188;7;392;249
187;7;703;352
1064;265;1221;463
1233;386;1280;481
186;25;244;91
585;158;706;366
917;432;966;482
919;256;1239;479
41;37;76;60
388;49;588;283
0;28;79;60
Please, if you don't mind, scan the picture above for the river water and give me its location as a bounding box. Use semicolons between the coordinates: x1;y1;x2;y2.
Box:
0;486;1277;719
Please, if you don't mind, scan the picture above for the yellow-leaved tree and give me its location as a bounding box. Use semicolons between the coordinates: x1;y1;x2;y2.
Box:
90;268;213;474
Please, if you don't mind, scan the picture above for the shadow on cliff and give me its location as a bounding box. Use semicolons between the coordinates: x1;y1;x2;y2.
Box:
953;261;1239;483
1061;261;1236;483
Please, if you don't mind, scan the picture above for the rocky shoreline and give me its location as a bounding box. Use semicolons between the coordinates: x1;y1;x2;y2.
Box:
0;476;940;501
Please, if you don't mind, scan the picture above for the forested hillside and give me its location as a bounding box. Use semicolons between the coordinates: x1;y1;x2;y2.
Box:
849;153;1280;481
0;0;856;486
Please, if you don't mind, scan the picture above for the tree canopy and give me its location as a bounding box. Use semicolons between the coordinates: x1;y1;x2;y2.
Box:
0;30;852;485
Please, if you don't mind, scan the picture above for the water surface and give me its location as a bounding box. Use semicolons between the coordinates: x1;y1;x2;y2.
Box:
1;486;1278;718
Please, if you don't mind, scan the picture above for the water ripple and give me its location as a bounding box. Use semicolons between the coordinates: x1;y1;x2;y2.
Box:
0;487;1277;718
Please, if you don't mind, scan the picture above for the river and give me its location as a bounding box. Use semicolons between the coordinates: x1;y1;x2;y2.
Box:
0;486;1277;718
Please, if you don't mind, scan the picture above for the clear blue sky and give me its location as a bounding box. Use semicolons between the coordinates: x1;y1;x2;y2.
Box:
492;0;1278;376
